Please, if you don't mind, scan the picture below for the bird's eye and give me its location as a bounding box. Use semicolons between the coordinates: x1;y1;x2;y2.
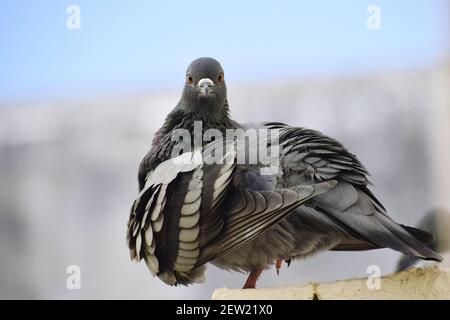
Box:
187;74;193;84
218;73;224;83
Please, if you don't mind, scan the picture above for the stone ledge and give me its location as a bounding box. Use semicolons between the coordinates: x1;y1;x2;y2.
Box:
212;266;450;300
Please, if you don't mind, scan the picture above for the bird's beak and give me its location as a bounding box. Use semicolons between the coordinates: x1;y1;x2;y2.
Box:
197;78;214;96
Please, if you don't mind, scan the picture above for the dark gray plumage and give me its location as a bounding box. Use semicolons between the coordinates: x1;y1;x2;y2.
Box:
396;208;450;272
127;57;442;287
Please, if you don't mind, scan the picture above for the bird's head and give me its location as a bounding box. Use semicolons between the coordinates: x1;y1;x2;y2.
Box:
181;57;227;112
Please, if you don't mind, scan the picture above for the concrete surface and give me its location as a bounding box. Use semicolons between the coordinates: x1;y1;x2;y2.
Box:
212;266;450;300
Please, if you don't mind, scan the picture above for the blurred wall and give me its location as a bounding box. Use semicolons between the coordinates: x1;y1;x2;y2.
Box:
427;65;450;211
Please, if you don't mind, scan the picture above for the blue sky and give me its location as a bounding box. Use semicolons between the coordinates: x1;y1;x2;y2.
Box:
0;0;448;105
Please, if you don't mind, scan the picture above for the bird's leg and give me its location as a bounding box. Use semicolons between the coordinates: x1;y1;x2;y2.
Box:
243;269;263;289
275;258;292;275
275;259;282;275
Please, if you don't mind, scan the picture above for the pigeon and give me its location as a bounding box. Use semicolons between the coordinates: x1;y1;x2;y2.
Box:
127;57;442;288
396;208;450;272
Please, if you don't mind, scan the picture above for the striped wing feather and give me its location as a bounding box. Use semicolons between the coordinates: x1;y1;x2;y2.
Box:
127;138;337;285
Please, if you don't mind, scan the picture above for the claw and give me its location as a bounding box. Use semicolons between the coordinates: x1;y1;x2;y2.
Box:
285;258;291;268
275;258;292;275
243;269;263;289
275;259;282;275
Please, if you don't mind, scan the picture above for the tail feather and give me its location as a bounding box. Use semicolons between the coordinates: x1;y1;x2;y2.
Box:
332;224;442;263
315;182;443;262
402;225;434;245
376;215;442;261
